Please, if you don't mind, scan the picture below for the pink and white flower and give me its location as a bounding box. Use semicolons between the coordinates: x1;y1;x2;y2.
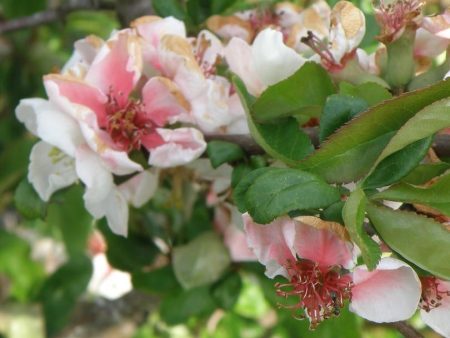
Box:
243;213;422;328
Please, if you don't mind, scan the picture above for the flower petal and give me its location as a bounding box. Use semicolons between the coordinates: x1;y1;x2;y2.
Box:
224;37;264;96
147;128;206;167
16;98;83;157
132;16;186;44
243;214;297;278
420;281;450;338
85;29;142;102
350;257;421;322
28;141;77;201
119;169;159;208
252;28;305;87
293;216;355;269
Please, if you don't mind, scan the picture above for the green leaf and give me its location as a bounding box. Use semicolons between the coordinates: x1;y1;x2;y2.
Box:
339;81;392;107
240;168;341;224
211;272;242;310
187;0;211;25
152;0;187;20
342;188;381;270
207;140;245;168
372;173;450;216
46;185;92;257
299;79;450;183
160;286;216;325
402;162;450;185
173;231;231;289
98;220;159;272
39;255;92;337
14;179;46;219
319;94;368;142
233;167;272;212
367;203;450;279
234;77;314;165
363;136;432;189
321;201;345;224
132;265;180;295
252;62;335;122
372;98;450;169
211;0;237;13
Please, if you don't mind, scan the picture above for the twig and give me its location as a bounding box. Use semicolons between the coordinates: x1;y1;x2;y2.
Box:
0;0;116;34
386;321;424;338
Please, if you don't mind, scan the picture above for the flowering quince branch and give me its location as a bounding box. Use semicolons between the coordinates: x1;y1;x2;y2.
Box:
11;0;450;336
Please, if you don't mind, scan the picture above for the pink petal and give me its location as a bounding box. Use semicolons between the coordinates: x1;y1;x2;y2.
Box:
350;257;421;323
147;128;206;167
133;16;186;46
420;281;450;338
44;75;107;126
243;214;297;278
85;30;141;104
293;216;355;269
141;77;189;126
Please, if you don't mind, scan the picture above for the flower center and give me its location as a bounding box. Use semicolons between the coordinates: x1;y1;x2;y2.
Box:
301;31;343;72
105;89;155;152
419;276;450;312
376;0;422;39
275;259;353;329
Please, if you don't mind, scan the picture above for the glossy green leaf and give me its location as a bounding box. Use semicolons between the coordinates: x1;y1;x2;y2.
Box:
321;201;345;224
173;231;230;289
132;265;180;295
367;203;450;279
402;162;450;185
372;98;450;169
152;0;187;20
207;140;245;168
299;79;450;183
319;94;368;142
39;255;92;337
342;188;380;270
252;62;335;122
339;81;392;107
14;179;46;219
47;185;92;257
234;77;314;165
241;168;341;224
98;220;159;272
160;286;216;325
363;136;432;189
372;173;450;216
233;167;272;213
211;272;242;310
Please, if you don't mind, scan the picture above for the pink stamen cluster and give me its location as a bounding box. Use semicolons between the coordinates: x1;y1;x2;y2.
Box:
275;258;353;329
105;89;155;152
194;38;219;78
376;0;423;39
419;276;450;312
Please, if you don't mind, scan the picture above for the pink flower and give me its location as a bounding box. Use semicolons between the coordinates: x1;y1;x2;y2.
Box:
243;213;422;328
419;276;450;337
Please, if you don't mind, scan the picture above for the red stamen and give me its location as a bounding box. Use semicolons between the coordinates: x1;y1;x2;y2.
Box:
301;31;342;71
419;276;450;312
104;88;156;152
275;259;353;329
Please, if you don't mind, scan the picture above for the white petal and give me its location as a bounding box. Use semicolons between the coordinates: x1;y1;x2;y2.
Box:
28;141;77;201
16;98;83;157
252;28;305;87
148;128;206;168
119;169;159;208
350;257;421;322
420;282;450;338
104;189;129;237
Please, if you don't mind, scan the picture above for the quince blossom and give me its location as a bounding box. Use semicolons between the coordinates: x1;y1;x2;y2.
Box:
243;213;422;328
16;29;205;236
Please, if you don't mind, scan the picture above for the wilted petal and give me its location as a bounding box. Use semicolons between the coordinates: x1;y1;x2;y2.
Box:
148;128;206;167
293;216;355;269
62;35;104;77
420;280;450;338
85;30;141;102
119;169;159;208
28;141;77;201
350;257;421;322
243;214;297;278
132;16;186;44
206;15;254;42
224;37;264;96
252;28;305;87
16;98;83;157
